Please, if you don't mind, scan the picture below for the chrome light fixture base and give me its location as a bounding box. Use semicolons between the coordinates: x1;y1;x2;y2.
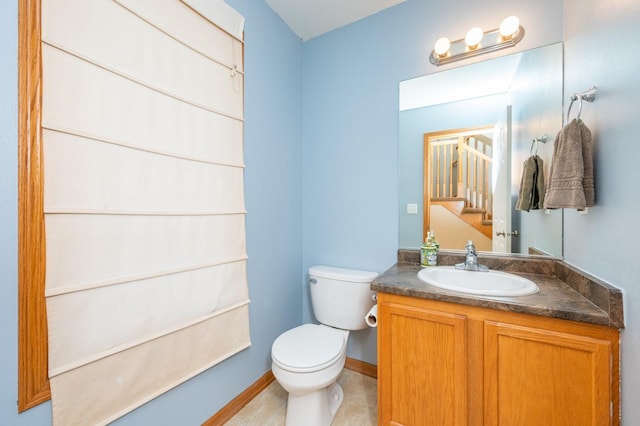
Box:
430;25;525;66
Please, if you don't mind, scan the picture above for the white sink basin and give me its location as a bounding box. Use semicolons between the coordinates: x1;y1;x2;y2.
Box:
417;266;539;296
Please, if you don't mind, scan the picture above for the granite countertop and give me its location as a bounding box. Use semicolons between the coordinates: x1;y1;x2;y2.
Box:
372;250;624;328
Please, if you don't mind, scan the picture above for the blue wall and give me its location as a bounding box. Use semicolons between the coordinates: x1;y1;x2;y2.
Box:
563;0;640;422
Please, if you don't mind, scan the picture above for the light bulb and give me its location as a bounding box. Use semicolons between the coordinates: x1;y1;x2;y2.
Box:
433;37;451;57
499;16;520;39
465;27;483;49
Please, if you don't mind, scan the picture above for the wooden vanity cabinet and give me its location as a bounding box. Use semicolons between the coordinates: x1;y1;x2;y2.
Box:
377;293;620;426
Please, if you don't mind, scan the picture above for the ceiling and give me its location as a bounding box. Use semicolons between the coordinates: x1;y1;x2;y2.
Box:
264;0;406;41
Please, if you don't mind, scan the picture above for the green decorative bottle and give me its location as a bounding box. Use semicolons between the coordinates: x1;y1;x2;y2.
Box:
421;233;438;267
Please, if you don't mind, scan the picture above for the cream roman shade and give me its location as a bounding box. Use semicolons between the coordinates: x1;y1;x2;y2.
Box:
41;1;249;424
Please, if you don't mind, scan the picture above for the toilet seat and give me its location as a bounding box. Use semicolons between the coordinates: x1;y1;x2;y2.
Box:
272;324;345;373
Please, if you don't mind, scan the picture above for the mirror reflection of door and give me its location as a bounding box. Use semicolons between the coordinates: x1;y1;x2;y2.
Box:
423;125;498;252
491;106;512;253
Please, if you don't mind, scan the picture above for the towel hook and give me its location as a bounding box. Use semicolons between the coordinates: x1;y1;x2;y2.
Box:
565;86;597;125
530;135;547;155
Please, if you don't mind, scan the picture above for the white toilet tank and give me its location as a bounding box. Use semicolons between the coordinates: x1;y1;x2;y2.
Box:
309;265;378;331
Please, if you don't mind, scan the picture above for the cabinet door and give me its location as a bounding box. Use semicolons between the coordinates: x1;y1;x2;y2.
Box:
484;321;613;426
379;300;468;426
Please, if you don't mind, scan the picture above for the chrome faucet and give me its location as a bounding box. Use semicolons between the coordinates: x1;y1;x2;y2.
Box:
455;240;489;271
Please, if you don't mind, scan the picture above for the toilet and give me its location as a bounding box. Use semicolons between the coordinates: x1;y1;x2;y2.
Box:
271;265;378;426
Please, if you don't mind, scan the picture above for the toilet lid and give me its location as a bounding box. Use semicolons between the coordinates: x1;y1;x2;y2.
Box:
272;324;345;373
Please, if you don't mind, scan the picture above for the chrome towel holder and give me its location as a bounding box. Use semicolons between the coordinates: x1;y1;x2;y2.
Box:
565;86;597;125
530;135;548;155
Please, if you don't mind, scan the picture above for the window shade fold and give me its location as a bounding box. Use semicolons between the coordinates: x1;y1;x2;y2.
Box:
42;0;244;114
43;130;245;214
47;260;249;374
42;1;249;424
48;304;250;426
45;214;247;293
42;44;244;160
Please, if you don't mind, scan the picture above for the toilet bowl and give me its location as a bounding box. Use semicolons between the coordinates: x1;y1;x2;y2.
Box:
270;265;378;426
271;324;348;426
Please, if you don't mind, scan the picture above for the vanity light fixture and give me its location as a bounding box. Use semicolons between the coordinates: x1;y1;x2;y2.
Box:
430;16;524;65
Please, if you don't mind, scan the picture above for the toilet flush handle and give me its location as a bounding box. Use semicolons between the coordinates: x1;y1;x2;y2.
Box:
309;278;317;284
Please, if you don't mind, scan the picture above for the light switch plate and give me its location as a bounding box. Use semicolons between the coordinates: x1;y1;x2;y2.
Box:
406;203;418;214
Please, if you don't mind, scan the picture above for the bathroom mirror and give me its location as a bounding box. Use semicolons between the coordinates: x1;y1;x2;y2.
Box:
399;43;563;257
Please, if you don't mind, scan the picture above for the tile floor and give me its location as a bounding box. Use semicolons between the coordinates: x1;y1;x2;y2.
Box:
224;369;378;425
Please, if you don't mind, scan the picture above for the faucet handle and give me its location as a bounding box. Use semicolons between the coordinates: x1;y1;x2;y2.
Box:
456;239;488;272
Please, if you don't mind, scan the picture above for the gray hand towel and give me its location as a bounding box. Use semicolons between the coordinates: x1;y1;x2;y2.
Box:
580;120;595;206
543;119;594;210
516;155;545;212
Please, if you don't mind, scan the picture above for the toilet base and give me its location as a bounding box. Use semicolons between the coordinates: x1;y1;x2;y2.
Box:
285;382;344;426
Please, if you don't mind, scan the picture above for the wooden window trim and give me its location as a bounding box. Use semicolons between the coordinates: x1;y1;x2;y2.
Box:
18;0;50;412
